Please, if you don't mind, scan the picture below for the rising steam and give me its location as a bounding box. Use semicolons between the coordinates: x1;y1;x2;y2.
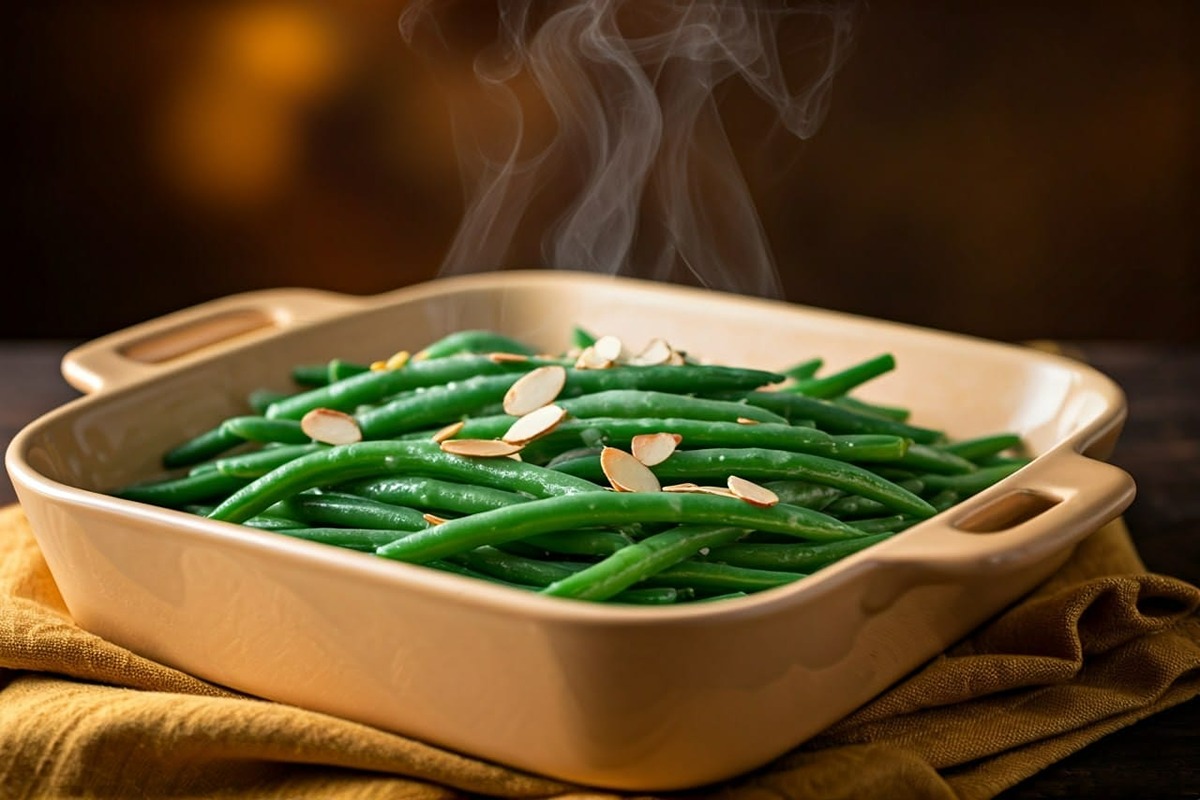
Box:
400;0;857;297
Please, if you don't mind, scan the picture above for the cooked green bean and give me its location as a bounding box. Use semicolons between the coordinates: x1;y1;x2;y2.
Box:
266;354;550;420
163;426;245;469
743;391;944;444
273;492;430;531
376;493;865;564
823;478;924;518
761;481;843;511
846;514;915;534
639;561;803;594
918;461;1030;495
788;354;895;399
831;395;912;422
450;546;582;586
516;529;634;557
885;443;977;475
705;532;893;573
941;433;1023;462
782;358;823;381
541;525;747;600
557;390;788;424
204;443;325;479
221;416;311;445
276;527;411;551
341;475;529;514
552;448;938;519
416;329;540;360
247;389;292;416
208;440;601;524
570;325;597;349
116;470;249;508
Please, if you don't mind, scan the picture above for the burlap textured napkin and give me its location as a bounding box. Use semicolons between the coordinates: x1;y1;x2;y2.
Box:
1;503;1198;799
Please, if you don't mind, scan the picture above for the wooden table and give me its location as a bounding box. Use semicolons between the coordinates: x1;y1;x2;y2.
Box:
2;340;1197;798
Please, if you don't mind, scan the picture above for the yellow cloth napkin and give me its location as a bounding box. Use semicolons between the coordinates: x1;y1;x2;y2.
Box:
1;503;1198;799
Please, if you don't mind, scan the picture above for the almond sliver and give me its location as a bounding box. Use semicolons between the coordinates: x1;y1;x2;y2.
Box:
503;404;567;444
422;513;448;526
439;438;524;458
662;483;736;498
301;408;363;445
728;475;780;507
600;447;661;493
593;335;624;363
631;432;681;466
488;352;529;364
573;346;613;370
631;337;673;366
503;365;567;416
431;420;466;443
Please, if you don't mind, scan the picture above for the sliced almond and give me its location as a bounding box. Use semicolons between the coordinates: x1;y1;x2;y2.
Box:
369;360;388;372
503;404;567;444
728;475;780;508
301;408;363;445
630;337;674;366
667;350;687;366
385;350;411;370
488;352;529;364
736;417;760;425
431;420;466;443
631;432;681;466
422;513;448;526
663;483;737;498
600;447;661;493
593;334;624;363
573;345;613;370
503;365;567;416
439;438;524;458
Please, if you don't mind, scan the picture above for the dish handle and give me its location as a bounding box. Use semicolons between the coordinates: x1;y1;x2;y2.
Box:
878;447;1136;578
61;288;367;394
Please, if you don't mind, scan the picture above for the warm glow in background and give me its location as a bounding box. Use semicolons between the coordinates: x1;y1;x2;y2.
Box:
11;1;1198;341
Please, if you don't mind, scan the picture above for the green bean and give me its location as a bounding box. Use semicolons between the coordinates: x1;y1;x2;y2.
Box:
541;525;748;600
552;448;938;519
705;532;894;573
186;504;306;530
514;418;908;464
918;461;1029;495
415;330;540;360
885;443;977;475
846;514;915;534
163;426;245;469
831;395;912;422
340;475;530;514
698;591;749;602
116;470;249;509
266;354;551;420
782;358;823;381
273;492;430;531
276;527;412;552
570;325;597;349
429;559;688;604
639;561;803;594
291;360;370;387
248;389;292;416
761;481;843;511
823;479;924;518
376;493;865;564
221;416;311;445
788;354;895;399
208;441;601;524
205;444;325;479
743;391;944;443
450;546;583;587
941;433;1023;462
517;529;634;557
357;365;787;440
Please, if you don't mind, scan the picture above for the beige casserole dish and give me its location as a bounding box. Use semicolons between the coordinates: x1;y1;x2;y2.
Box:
7;271;1135;790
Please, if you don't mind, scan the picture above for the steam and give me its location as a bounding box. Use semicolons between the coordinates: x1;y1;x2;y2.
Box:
400;0;857;297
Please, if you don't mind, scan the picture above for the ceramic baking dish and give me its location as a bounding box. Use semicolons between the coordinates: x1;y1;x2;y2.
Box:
7;271;1134;790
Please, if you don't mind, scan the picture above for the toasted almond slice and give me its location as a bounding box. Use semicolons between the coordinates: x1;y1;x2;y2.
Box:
630;337;673;366
663;483;736;497
593;334;624;363
488;352;529;364
300;408;363;445
431;420;466;443
728;475;780;508
385;350;411;370
600;446;661;493
369;360;388;371
422;513;448;526
667;350;687;366
573;346;613;370
631;432;681;466
503;404;567;444
439;438;524;458
736;417;760;425
503;365;567;416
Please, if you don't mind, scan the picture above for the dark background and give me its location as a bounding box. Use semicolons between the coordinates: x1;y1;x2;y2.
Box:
9;0;1198;342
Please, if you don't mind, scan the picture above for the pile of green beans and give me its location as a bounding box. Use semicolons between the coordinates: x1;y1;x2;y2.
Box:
112;328;1031;605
